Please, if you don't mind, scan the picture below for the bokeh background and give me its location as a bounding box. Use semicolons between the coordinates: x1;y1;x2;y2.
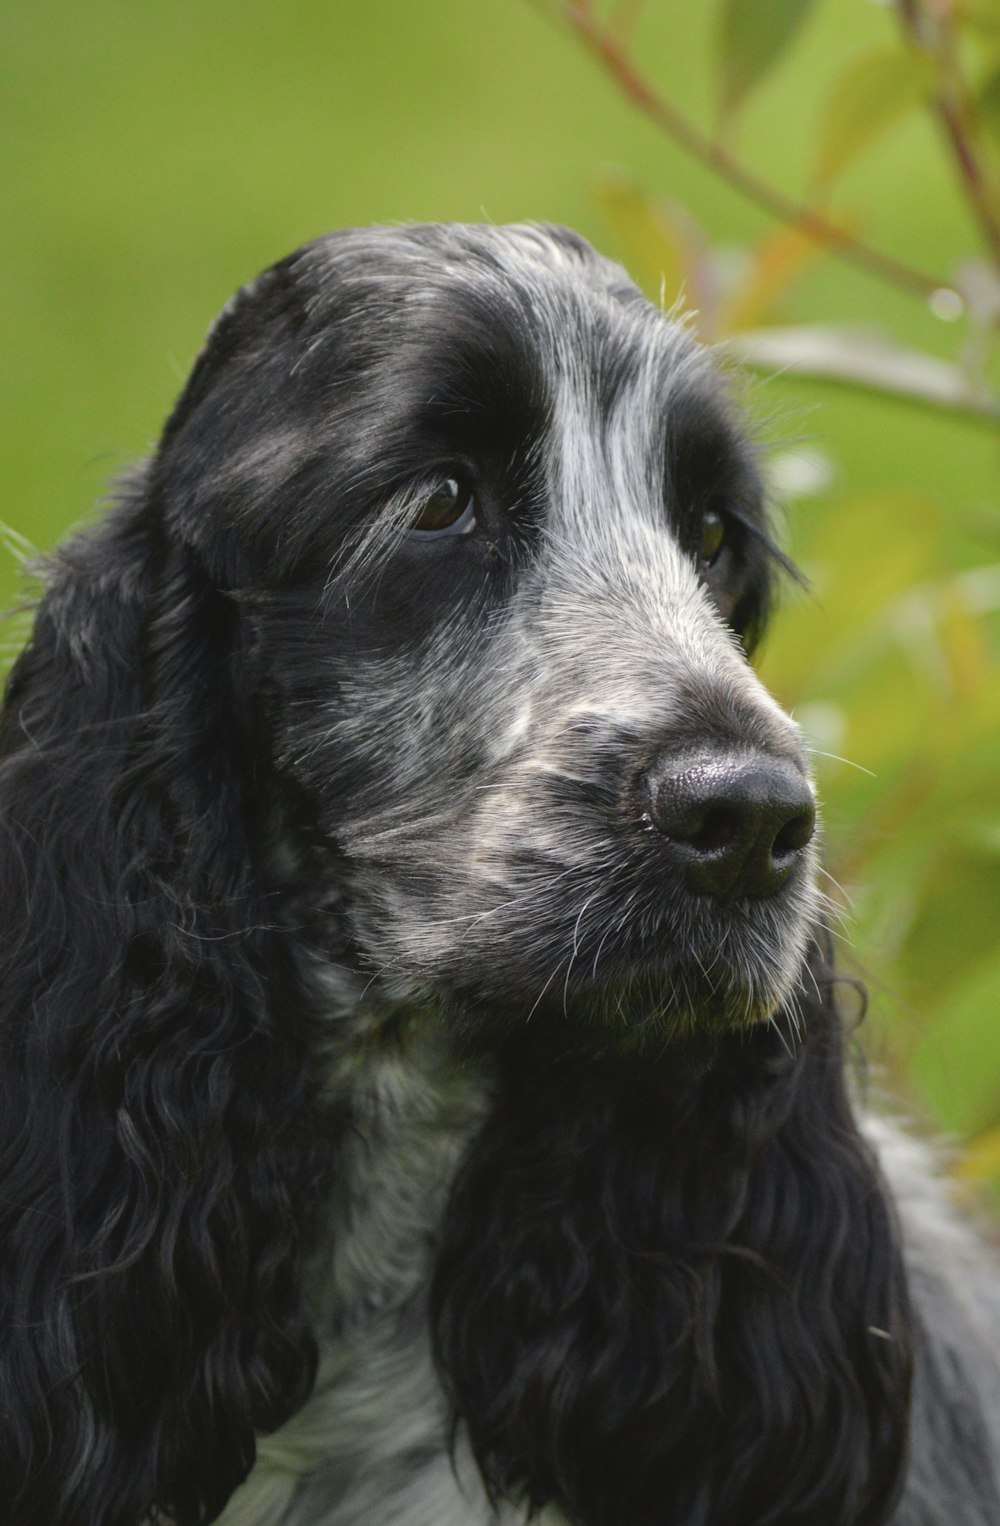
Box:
4;0;1000;1191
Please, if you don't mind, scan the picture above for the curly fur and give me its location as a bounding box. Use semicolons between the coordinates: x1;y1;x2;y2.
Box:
0;224;997;1526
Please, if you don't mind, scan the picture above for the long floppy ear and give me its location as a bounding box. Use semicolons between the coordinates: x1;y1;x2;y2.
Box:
0;458;332;1525
432;933;914;1526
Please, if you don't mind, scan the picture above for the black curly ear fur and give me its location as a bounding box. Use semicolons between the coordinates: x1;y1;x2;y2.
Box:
431;942;914;1526
0;451;332;1525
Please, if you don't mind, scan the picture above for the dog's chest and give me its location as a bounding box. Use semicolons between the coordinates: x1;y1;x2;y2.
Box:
216;1024;540;1526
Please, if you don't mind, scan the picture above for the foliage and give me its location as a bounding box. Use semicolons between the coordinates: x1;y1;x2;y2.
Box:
552;0;1000;1193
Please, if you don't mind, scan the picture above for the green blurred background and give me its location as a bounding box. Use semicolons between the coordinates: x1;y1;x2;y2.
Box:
3;0;1000;1188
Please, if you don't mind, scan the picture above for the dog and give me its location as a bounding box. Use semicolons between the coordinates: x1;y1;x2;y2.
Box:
0;223;998;1526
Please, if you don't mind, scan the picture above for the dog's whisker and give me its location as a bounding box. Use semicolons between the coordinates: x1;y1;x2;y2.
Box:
815;864;856;913
766;1010;797;1059
805;746;877;779
523;957;568;1027
562;890;600;1018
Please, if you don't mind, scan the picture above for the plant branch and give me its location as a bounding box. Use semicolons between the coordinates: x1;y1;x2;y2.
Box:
608;0;647;50
897;0;1000;269
724;324;1000;428
558;0;949;302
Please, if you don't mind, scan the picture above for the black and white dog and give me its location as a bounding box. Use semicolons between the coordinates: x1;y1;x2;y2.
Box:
0;224;997;1526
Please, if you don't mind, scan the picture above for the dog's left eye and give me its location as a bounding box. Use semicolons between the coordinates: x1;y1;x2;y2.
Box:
411;477;478;537
699;509;727;567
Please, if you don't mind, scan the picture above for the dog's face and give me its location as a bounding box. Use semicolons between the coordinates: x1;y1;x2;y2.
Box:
158;223;820;1046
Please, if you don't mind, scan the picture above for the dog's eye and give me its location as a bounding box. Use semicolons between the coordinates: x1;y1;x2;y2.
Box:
699;509;727;567
411;477;477;536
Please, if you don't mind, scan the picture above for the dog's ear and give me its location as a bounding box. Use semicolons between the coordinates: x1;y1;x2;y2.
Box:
0;445;332;1524
432;936;913;1526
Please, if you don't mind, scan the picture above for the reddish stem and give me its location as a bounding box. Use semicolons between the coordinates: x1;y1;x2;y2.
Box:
898;0;1000;269
558;0;947;301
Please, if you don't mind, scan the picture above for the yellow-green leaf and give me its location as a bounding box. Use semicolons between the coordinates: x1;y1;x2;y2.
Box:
760;491;943;706
721;220;842;332
956;1123;1000;1190
812;47;936;193
717;0;817;120
594;170;712;319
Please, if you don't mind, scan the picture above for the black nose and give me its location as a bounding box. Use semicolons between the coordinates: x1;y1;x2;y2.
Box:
646;754;816;899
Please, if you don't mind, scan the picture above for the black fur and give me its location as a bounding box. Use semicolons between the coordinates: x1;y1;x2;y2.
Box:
432;950;910;1526
0;468;335;1524
2;224;993;1526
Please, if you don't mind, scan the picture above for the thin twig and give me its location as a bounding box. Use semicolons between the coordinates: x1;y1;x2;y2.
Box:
897;0;1000;268
557;0;948;302
608;0;648;49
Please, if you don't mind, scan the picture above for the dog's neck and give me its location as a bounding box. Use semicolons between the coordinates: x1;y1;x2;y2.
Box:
217;1003;510;1526
317;1008;494;1330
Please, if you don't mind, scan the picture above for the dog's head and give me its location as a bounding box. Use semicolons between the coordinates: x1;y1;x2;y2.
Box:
157;222;818;1045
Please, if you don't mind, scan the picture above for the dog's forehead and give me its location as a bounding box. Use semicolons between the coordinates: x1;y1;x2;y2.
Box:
297;222;696;387
295;224;749;484
300;222;642;314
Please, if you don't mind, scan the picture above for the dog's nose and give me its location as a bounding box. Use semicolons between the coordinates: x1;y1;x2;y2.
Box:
645;754;816;899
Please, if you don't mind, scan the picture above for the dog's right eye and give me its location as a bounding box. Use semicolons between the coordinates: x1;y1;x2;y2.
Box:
411;477;478;537
699;508;727;568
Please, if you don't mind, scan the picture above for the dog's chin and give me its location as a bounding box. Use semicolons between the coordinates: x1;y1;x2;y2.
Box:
563;968;788;1055
439;957;796;1062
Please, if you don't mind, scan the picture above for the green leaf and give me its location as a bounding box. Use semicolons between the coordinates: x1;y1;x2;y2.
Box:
959;0;1000;42
759;490;944;708
812;47;936;193
716;0;817;120
900;842;1000;1009
911;943;1000;1138
977;64;1000;144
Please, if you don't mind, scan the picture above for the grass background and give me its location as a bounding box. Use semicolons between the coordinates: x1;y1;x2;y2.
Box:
4;0;999;1188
